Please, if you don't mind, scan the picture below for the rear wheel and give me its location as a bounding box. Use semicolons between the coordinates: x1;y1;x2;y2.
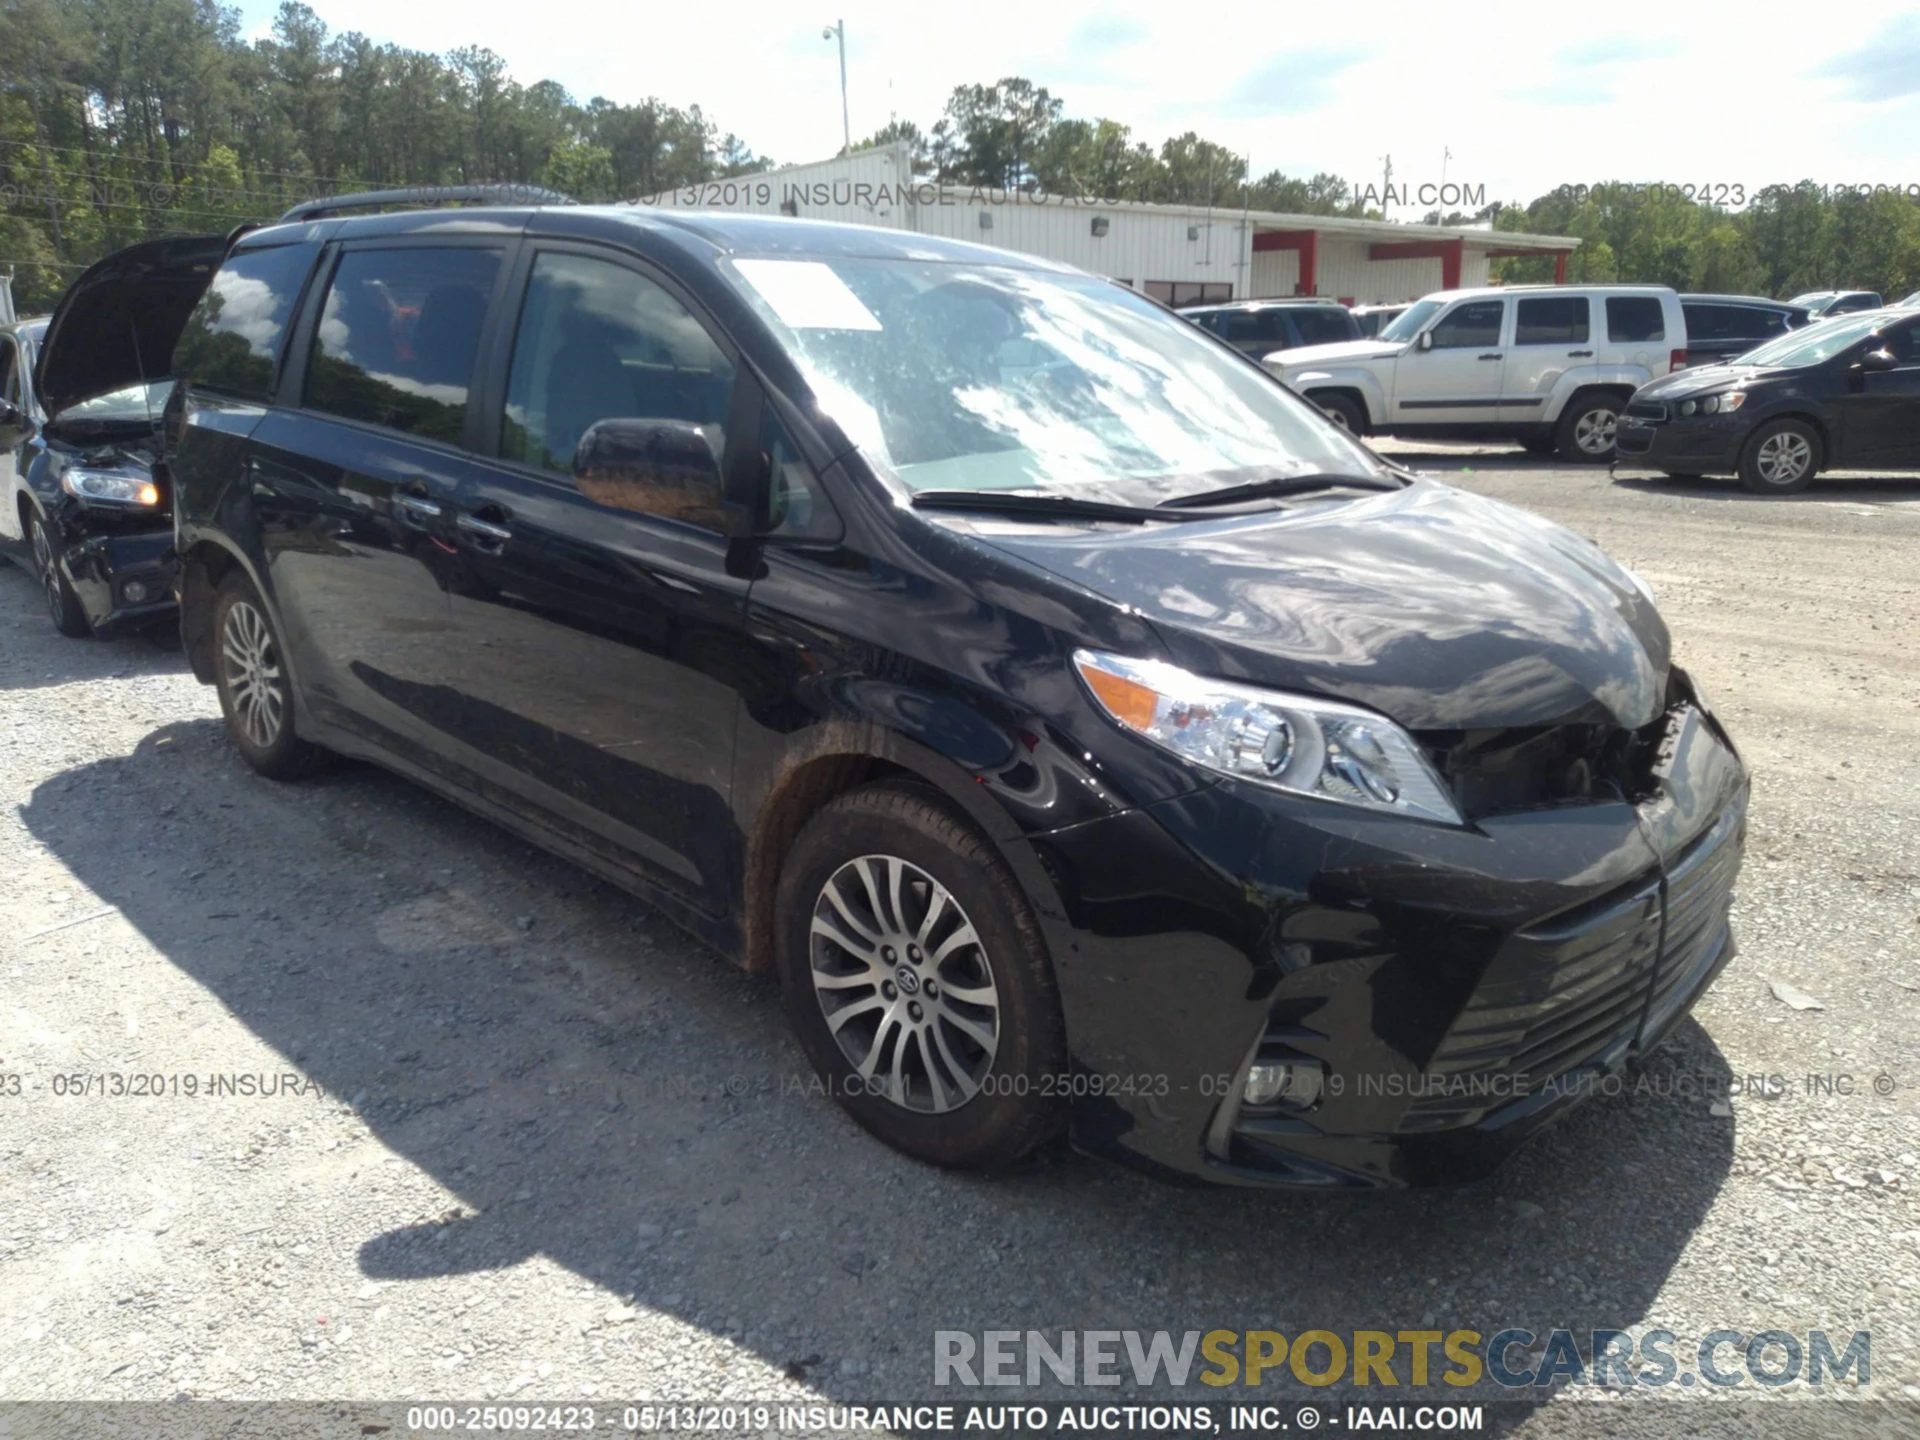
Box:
29;513;92;638
1311;393;1365;436
1738;420;1821;495
1555;393;1625;463
774;783;1068;1169
212;571;324;779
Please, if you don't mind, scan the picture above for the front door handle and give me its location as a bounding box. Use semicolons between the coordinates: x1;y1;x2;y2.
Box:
1568;349;1593;357
1478;352;1503;361
457;512;513;545
395;493;442;525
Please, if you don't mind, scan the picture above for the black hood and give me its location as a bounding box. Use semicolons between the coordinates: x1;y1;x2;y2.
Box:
35;233;226;417
1635;363;1779;401
968;483;1670;731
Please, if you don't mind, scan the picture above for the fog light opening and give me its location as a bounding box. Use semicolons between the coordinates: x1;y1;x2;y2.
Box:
123;580;151;604
1243;1059;1325;1111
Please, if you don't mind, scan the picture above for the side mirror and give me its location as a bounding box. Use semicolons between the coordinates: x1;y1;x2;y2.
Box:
1856;348;1899;373
0;398;24;432
572;418;744;534
1416;331;1434;352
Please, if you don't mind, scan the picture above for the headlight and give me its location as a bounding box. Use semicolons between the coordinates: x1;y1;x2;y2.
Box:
1620;564;1656;604
62;468;160;506
1072;649;1463;826
1679;393;1745;417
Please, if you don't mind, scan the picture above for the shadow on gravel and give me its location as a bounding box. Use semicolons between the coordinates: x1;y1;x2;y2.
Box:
23;720;1738;1408
0;560;186;691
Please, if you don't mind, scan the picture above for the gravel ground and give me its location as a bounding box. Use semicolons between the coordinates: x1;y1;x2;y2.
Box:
1;451;1917;1439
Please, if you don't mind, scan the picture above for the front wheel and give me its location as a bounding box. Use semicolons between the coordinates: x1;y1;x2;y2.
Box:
29;514;93;638
1738;420;1821;495
1555;394;1624;463
212;572;325;779
774;783;1068;1169
1311;393;1365;437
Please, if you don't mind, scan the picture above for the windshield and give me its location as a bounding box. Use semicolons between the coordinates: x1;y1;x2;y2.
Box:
720;257;1382;504
1732;313;1885;368
1377;300;1444;343
59;379;175;422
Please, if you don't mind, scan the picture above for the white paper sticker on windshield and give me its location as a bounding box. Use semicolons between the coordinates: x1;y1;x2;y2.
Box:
734;259;882;331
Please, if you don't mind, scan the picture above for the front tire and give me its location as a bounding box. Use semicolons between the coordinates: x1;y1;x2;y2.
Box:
29;513;92;638
1555;393;1625;464
774;783;1068;1169
212;571;324;779
1311;393;1366;437
1738;419;1821;495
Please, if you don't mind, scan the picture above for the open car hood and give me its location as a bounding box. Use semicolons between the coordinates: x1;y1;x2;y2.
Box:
34;233;227;418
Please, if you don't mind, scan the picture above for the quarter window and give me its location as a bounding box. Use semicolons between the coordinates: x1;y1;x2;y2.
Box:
1606;296;1666;343
305;247;501;444
1290;307;1356;346
174;243;319;401
502;252;735;478
1428;300;1504;349
1514;296;1590;345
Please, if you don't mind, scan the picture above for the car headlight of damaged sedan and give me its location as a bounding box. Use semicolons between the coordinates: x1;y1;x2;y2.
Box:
1677;392;1747;417
62;468;160;506
1073;649;1463;825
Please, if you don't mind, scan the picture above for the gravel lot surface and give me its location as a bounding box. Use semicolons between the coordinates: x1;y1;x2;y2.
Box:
2;450;1918;1438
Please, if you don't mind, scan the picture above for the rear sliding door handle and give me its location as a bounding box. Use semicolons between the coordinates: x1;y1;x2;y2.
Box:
1568;349;1594;357
1478;352;1503;361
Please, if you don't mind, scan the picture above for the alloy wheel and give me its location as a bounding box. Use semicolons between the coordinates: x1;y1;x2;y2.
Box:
1320;405;1353;433
1755;431;1813;486
221;599;286;749
30;520;61;626
808;853;1000;1113
1573;406;1618;455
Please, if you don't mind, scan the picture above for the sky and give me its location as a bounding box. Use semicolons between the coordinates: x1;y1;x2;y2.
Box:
231;0;1920;210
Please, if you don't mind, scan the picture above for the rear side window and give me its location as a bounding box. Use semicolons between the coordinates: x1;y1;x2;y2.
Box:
1429;300;1504;348
1515;296;1590;345
305;247;502;444
1221;311;1286;345
1606;296;1666;343
501;251;735;477
1290;307;1356;346
173;243;317;401
0;338;17;408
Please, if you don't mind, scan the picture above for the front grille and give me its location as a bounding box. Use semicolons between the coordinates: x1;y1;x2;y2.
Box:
1626;400;1667;421
1398;797;1742;1132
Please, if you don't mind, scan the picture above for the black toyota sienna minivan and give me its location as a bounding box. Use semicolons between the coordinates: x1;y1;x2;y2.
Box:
145;197;1746;1188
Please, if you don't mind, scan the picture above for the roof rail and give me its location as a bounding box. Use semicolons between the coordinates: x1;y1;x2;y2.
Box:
279;184;575;224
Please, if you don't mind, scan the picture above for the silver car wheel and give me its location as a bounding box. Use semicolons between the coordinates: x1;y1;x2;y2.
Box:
809;853;1000;1113
221;599;285;750
1319;404;1354;433
1756;431;1813;485
1574;406;1618;455
30;518;61;625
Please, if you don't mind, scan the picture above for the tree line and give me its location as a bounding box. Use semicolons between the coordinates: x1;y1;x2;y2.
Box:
4;0;1917;312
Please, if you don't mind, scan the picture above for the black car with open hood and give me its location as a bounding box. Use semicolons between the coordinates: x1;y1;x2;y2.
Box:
19;232;226;637
159;203;1746;1188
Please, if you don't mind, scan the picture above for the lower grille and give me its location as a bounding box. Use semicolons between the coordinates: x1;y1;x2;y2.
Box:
1626;400;1667;421
1399;798;1742;1132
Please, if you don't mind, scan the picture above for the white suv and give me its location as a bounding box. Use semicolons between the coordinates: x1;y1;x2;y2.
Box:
1262;285;1689;462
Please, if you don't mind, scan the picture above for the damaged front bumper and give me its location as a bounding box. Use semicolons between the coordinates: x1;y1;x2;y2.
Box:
1018;677;1748;1189
57;515;178;635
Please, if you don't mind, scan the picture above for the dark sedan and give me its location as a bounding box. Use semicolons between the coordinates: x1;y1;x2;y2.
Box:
1616;308;1920;493
1789;290;1883;320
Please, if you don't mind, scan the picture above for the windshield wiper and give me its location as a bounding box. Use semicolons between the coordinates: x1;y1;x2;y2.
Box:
1156;471;1410;510
911;490;1212;524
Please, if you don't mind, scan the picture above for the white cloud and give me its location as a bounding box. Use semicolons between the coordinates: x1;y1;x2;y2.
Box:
233;0;1920;206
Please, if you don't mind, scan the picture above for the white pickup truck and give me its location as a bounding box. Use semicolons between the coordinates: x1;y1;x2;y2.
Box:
1262;284;1689;463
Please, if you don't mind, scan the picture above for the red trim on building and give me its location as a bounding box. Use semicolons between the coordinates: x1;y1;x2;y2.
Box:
1252;228;1318;295
1368;238;1465;290
1554;251;1569;284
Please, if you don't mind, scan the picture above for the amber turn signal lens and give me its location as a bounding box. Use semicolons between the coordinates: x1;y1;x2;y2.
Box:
1074;656;1158;731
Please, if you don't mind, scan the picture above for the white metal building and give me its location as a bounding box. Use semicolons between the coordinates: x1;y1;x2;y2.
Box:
636;144;1580;306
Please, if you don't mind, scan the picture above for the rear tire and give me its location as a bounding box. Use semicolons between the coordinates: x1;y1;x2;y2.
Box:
1311;393;1366;437
1555;392;1626;464
212;571;325;780
29;513;93;639
774;783;1068;1169
1737;419;1821;496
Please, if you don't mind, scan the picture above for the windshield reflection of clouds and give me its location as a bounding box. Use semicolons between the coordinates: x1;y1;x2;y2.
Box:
728;260;1372;505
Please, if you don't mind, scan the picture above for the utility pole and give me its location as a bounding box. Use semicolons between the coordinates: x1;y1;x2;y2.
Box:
1381;153;1393;216
822;20;850;155
1441;146;1452;185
